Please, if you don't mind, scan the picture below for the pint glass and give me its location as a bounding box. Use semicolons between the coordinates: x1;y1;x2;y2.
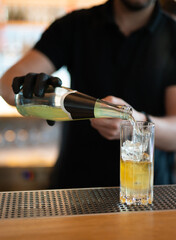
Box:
120;121;155;205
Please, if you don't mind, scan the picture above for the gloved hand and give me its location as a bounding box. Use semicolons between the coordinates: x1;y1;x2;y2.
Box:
12;72;62;126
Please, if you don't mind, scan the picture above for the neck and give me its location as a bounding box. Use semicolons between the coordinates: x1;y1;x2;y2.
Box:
113;0;156;36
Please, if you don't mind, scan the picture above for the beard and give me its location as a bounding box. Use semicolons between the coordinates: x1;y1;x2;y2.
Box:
120;0;156;11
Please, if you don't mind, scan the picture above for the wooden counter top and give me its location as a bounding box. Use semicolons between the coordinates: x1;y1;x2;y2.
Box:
1;185;176;239
1;210;176;240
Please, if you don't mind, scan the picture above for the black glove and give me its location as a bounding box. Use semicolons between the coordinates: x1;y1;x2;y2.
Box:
12;72;62;126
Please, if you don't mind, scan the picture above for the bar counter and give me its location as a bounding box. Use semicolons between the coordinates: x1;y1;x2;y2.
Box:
1;185;176;240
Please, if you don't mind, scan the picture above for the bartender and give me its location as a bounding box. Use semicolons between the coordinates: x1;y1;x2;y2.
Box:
1;0;176;189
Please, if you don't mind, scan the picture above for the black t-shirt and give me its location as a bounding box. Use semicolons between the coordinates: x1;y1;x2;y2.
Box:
34;0;176;188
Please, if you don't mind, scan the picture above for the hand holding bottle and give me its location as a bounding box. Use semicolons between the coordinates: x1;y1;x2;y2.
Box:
12;73;62;126
90;96;146;140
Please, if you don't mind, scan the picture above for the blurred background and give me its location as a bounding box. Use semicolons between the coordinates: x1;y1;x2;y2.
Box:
0;0;175;191
0;0;106;191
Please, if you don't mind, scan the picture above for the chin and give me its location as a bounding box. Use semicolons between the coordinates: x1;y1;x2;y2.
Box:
120;0;155;11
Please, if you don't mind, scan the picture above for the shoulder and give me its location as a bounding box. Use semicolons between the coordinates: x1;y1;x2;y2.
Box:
156;10;176;54
160;10;176;35
50;3;107;30
67;3;106;20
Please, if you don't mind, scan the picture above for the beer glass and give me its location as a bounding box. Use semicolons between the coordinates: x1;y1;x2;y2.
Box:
120;121;155;205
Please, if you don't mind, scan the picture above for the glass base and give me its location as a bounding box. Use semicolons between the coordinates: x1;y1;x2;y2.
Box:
120;192;153;205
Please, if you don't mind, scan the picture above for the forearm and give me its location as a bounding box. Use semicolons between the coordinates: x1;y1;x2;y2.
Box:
133;108;176;151
147;115;176;151
0;64;25;106
0;49;55;106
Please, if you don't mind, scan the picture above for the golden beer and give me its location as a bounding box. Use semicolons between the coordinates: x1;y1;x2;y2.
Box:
120;155;153;205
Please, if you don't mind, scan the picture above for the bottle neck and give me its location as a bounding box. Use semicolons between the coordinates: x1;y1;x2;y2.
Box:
94;99;133;120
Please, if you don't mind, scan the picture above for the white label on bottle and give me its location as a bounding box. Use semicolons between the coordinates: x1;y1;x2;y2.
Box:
60;90;77;119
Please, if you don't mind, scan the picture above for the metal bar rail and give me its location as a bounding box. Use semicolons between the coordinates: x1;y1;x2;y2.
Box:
0;185;176;219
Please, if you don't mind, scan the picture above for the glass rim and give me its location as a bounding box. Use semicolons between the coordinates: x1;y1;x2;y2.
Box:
120;120;155;128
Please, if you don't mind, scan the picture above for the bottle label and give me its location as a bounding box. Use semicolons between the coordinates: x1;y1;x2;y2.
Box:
61;91;96;120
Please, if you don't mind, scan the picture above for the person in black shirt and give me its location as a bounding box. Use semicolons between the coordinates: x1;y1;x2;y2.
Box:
1;0;176;188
